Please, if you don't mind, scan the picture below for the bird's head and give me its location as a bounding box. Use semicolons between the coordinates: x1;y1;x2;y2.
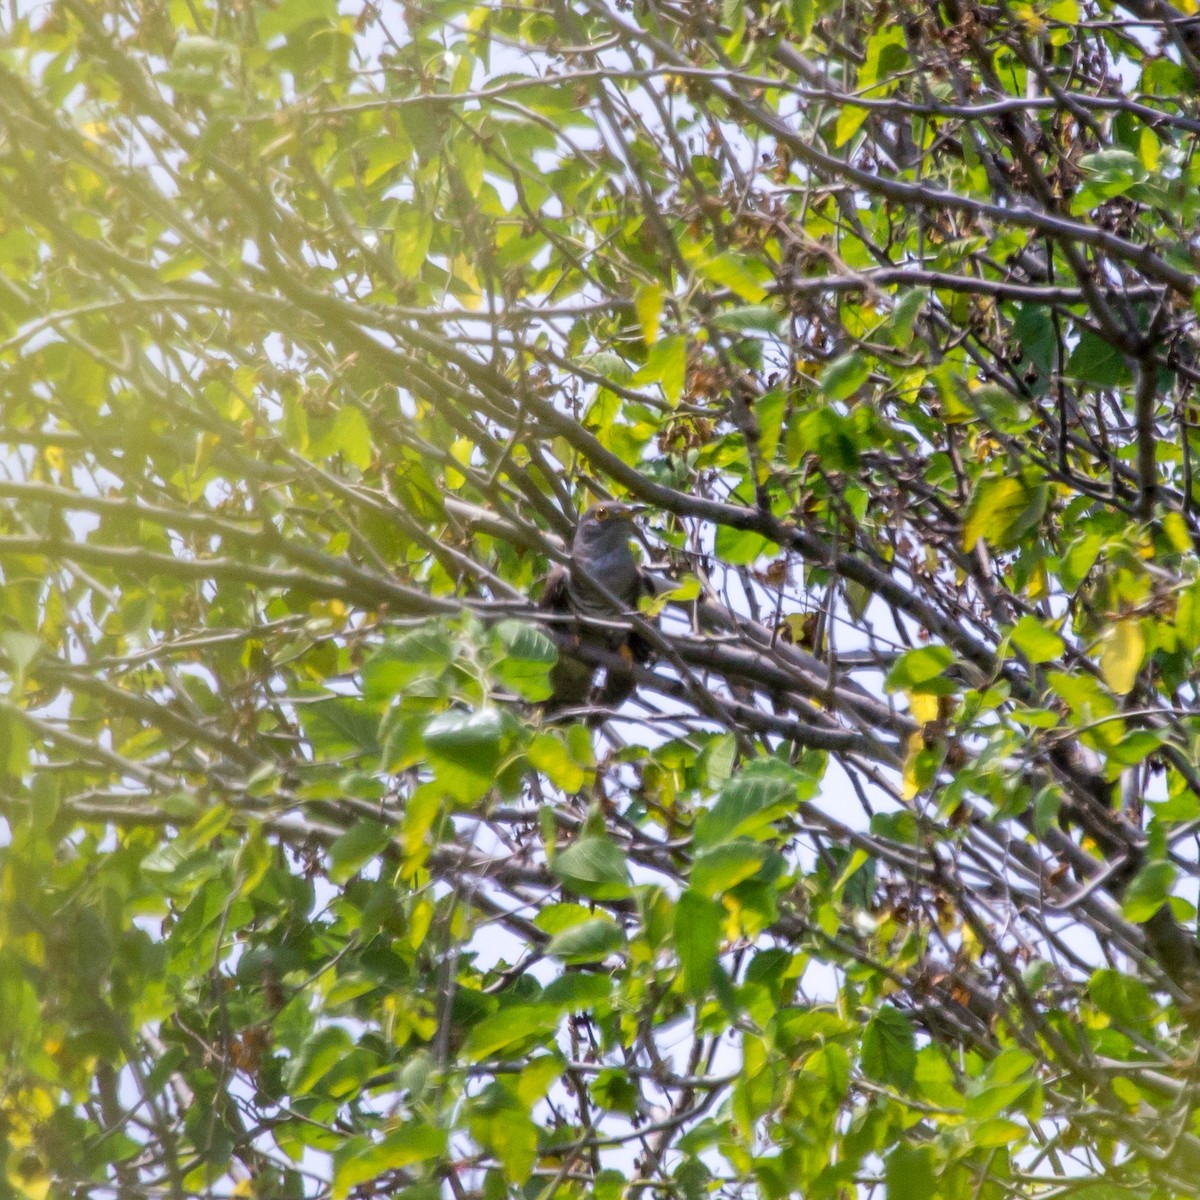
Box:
572;502;646;558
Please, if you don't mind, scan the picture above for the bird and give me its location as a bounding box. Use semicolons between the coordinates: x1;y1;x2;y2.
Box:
538;502;655;718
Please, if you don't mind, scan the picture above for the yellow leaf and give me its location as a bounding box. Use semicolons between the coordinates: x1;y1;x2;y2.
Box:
908;692;939;724
7;1163;50;1200
517;1054;563;1107
409;896;434;950
451;254;482;309
634;282;665;345
642;573;700;617
1098;620;1145;696
962;474;1045;552
446;436;473;490
1138;126;1160;171
901;731;925;800
1014;3;1045;32
696;252;770;303
1162;510;1192;552
835;104;868;148
1026;557;1049;600
193;430;220;477
1046;0;1079;20
394;207;432;276
631;334;686;403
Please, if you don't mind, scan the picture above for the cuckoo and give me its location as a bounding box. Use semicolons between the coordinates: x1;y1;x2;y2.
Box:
539;502;655;717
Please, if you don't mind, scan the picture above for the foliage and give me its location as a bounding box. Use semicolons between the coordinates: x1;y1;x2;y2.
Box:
1;0;1200;1197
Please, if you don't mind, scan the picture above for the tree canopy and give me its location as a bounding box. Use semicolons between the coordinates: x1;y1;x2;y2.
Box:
4;0;1200;1196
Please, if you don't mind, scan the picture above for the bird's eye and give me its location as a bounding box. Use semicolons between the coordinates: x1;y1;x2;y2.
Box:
594;506;608;521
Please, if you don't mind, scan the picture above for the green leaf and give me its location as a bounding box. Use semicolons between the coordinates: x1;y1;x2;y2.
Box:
552;835;631;900
755;389;785;466
1010;615;1065;664
362;626;453;700
714;524;774;566
0;631;41;690
1065;330;1130;387
1122;861;1176;922
593;1067;640;1115
463;1005;560;1061
962;473;1046;551
542;972;614;1010
1088;968;1155;1024
701;733;738;789
310;404;373;470
1162;510;1192;553
298;697;380;758
632;334;687;403
1179;580;1200;649
859;25;908;90
818;353;870;401
1060;533;1103;590
534;902;596;936
173;35;235;68
332;1125;448;1200
696;252;770;302
884;645;954;692
711;305;784;335
965;1079;1034;1121
888;289;927;346
1046;670;1117;719
394;206;434;276
1057;1186;1143;1200
974;1117;1026;1146
1078;149;1148;195
454;134;484;193
545;916;627;963
835;28;907;147
288;1026;354;1095
328;820;391;885
258;0;337;38
527;730;590;792
423;708;507;776
1012;304;1055;381
793;406;861;470
862;1005;916;1089
675;889;722;1000
885;1144;935;1200
691;843;769;895
491;620;557;701
694;761;807;848
583;351;633;385
467;1085;540;1182
971;384;1037;434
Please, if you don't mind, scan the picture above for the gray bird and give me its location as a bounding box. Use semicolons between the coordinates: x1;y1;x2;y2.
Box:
538;502;655;718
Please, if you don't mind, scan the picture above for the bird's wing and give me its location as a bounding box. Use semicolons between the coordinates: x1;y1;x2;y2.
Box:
539;564;571;612
539;563;596;713
626;567;658;664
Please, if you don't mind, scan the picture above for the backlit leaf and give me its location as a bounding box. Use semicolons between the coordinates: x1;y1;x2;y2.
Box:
1098;620;1144;695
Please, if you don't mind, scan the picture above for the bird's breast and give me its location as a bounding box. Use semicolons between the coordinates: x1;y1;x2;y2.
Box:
567;545;639;615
